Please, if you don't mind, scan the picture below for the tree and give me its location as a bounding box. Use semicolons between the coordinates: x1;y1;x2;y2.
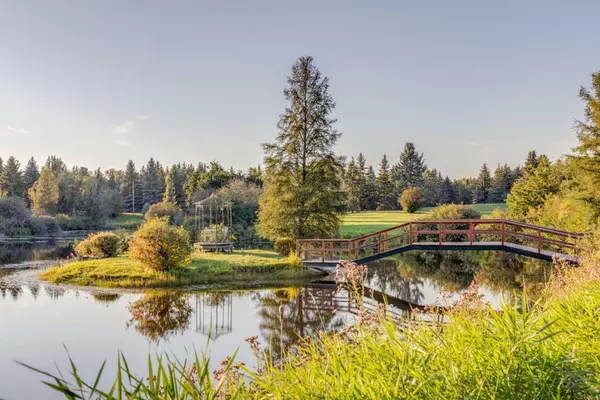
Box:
23;157;40;195
391;142;427;190
507;155;560;219
141;158;164;205
29;168;60;215
473;164;492;203
343;157;361;211
399;187;423;213
362;165;379;210
571;70;600;206
122;160;143;213
489;164;513;203
376;154;396;210
440;176;456;204
524;150;539;175
0;156;24;198
453;178;474;204
257;56;345;241
421;169;444;206
163;164;186;207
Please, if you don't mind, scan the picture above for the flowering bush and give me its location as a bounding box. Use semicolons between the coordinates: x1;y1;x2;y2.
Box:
75;232;123;258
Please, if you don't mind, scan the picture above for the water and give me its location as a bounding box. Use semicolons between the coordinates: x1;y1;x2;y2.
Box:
0;243;552;400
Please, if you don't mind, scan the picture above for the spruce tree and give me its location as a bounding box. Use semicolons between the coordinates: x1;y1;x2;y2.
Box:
363;165;379;210
391;142;427;190
163;164;187;207
343;158;361;211
257;56;345;240
421;168;444;206
473;163;492;203
489;164;513;203
141;158;164;205
23;157;40;204
0;156;24;198
376;154;396;210
524;150;539;174
440;176;456;204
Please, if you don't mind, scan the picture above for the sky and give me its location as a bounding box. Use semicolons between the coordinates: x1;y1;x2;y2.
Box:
1;1;599;178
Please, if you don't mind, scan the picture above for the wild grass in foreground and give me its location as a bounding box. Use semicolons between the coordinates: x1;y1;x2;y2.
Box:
39;250;310;288
28;233;600;399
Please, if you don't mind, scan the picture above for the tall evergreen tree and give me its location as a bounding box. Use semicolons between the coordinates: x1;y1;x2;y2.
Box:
421;169;444;206
257;56;345;240
23;157;40;205
524;150;539;174
473;163;492;203
376;154;396;210
163;164;187;207
489;164;513;203
0;156;24;198
391;142;427;190
141;158;164;205
362;165;379;210
440;176;456;204
121;160;142;212
343;157;361;211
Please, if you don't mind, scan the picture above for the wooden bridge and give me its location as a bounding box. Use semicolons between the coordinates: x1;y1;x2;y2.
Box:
298;219;585;269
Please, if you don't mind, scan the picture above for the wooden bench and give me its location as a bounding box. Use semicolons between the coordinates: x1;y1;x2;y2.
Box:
194;242;234;253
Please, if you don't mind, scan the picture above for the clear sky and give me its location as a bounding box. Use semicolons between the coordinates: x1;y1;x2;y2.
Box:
1;1;599;177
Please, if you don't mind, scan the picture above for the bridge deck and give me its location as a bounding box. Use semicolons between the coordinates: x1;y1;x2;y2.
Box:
302;241;578;270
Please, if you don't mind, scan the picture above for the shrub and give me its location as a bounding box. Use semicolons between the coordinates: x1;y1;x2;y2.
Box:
55;213;105;231
274;237;295;256
112;229;131;253
129;218;192;271
144;202;183;225
399;187;423;213
426;203;481;220
28;216;61;237
75;232;123;258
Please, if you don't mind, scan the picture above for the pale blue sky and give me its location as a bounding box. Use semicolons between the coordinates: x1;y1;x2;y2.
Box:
1;1;599;177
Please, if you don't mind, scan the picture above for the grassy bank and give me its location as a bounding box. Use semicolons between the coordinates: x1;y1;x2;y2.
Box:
105;212;144;230
40;250;313;288
340;203;507;237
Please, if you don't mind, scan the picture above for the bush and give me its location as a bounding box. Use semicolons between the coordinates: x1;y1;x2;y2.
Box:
274;237;295;256
55;213;105;231
112;229;131;253
129;218;192;271
28;216;61;237
75;232;123;258
426;203;481;220
144;202;183;225
399;187;423;213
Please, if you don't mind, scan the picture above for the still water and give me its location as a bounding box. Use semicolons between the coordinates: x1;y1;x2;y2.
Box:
0;243;552;400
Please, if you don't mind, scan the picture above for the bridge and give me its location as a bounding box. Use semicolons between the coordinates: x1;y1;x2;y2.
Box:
297;219;585;269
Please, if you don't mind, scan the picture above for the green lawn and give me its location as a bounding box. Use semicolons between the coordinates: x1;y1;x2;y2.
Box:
340;203;508;237
106;213;144;230
40;250;313;288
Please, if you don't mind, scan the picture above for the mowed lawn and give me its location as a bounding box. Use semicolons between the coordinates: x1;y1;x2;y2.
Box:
340;203;508;237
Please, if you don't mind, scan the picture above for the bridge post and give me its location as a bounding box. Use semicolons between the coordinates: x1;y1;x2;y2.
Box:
438;223;443;245
348;239;352;260
409;223;413;245
321;240;325;263
469;222;474;245
384;232;388;252
378;233;382;254
501;221;505;246
537;231;541;254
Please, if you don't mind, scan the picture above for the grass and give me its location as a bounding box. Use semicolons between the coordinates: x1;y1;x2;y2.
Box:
39;250;314;288
106;213;144;230
340;203;508;237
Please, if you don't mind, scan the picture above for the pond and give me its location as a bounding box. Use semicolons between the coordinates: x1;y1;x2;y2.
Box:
0;242;552;399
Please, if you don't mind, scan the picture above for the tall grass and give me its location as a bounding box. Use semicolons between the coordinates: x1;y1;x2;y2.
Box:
27;233;600;399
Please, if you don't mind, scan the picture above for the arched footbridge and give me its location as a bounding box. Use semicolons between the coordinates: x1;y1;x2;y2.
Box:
297;219;585;269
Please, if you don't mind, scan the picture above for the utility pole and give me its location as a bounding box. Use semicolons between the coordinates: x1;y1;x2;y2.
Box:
132;180;135;213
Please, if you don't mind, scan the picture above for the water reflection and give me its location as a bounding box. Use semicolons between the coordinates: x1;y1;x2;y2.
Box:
196;292;233;338
126;291;193;342
0;242;74;265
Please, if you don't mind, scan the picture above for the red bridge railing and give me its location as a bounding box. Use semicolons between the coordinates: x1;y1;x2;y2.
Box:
297;219;585;264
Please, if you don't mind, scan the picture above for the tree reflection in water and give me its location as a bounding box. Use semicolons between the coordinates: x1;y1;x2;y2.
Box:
254;287;348;361
127;291;192;342
195;292;233;339
385;250;552;298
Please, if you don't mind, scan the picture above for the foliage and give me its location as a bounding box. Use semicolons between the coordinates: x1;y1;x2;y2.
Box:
129;218;192;271
218;180;263;244
375;154;396;210
399;187;423;213
425;203;481;220
144;201;183;225
127;292;192;342
257;56;345;241
391;142;427;190
274;236;295;256
29;168;60;215
55;213;105;231
473;163;492;203
507;155;560;220
75;232;123;258
526;194;598;232
29;215;61;236
0;156;24;198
